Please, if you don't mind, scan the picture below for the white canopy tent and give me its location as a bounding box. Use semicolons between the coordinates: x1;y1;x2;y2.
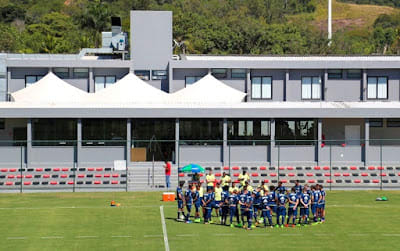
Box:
11;72;89;104
170;73;246;104
88;72;170;103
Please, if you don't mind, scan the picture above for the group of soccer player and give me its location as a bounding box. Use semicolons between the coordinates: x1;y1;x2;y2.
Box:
176;179;326;230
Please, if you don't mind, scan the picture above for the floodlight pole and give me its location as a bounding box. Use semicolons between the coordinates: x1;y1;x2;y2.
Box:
328;0;332;46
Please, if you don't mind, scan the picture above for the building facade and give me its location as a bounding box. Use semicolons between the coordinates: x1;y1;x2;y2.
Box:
0;11;400;190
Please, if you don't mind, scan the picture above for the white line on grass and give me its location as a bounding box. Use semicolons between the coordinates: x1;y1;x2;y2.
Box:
381;234;400;237
111;235;132;238
144;235;163;238
7;237;27;240
314;233;334;237
0;205;175;210
281;234;303;236
41;236;64;239
347;233;369;237
176;234;198;237
248;233;270;236
76;236;98;238
214;233;235;236
160;206;170;251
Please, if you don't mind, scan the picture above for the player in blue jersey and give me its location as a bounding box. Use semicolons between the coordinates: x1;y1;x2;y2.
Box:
287;187;299;227
294;180;303;196
202;187;214;224
299;187;311;226
176;181;185;222
245;191;254;230
194;183;202;223
276;181;286;195
252;187;262;225
238;187;249;228
311;185;321;223
184;184;194;223
261;187;273;228
228;189;239;227
220;189;229;225
267;186;277;215
318;184;326;223
276;192;287;228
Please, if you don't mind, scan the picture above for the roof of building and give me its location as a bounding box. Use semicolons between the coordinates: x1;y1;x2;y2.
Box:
170;74;246;104
88;72;169;103
11;72;89;104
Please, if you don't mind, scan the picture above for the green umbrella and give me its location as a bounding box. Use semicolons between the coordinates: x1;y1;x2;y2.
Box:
179;164;205;173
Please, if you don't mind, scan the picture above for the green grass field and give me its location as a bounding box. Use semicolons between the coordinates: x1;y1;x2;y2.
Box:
0;191;399;251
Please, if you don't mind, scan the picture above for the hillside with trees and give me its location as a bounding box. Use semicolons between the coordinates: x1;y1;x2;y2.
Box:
0;0;399;55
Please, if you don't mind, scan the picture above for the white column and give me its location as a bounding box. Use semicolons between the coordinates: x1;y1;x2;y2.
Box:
365;119;370;165
246;69;251;102
223;118;228;166
77;119;82;165
317;119;323;164
284;70;289;101
362;69;367;101
89;68;94;93
270;119;276;166
27;119;32;167
126;119;131;166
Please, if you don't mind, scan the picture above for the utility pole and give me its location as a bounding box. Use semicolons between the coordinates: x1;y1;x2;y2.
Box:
328;0;332;46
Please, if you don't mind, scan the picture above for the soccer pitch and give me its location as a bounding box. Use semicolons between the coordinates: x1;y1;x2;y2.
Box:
0;191;399;251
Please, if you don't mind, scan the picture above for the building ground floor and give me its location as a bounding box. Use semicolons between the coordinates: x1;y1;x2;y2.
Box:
0;117;399;168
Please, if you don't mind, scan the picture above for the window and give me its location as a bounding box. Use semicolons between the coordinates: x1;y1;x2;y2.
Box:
231;69;246;79
251;76;272;99
0;119;4;130
0;76;6;102
134;70;150;81
276;119;316;145
328;69;342;79
25;75;44;87
82;119;126;146
152;70;167;80
302;77;321;100
94;76;116;92
32;119;76;146
387;119;400;127
347;69;362;79
367;77;387;99
131;119;175;161
185;76;202;86
369;119;383;128
180;119;223;145
211;69;227;79
53;68;69;79
228;119;270;145
73;68;89;78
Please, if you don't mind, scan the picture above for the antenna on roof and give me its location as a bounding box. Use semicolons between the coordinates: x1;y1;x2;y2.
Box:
328;0;332;46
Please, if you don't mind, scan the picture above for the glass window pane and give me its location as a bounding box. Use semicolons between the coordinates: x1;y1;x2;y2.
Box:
387;119;400;127
185;76;197;86
134;70;150;81
53;68;69;79
370;119;383;127
231;69;246;79
74;68;89;78
251;77;261;99
238;121;245;136
302;77;312;99
106;76;116;88
246;121;253;136
377;77;387;99
328;69;342;79
95;76;105;92
152;70;167;80
261;77;272;99
211;69;227;79
367;77;377;99
312;77;321;99
261;121;270;136
25;76;37;87
347;69;361;79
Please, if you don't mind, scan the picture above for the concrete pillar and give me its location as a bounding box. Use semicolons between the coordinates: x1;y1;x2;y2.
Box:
284;70;289;101
77;119;82;165
126;119;131;166
365;119;370;165
6;68;11;101
175;118;179;165
270;119;276;166
223;118;228;166
27;119;32;167
89;68;94;93
246;69;251;102
323;69;328;101
362;69;367;101
317;119;323;164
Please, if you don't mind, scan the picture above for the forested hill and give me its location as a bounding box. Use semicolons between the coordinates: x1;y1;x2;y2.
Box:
338;0;400;8
0;0;400;55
